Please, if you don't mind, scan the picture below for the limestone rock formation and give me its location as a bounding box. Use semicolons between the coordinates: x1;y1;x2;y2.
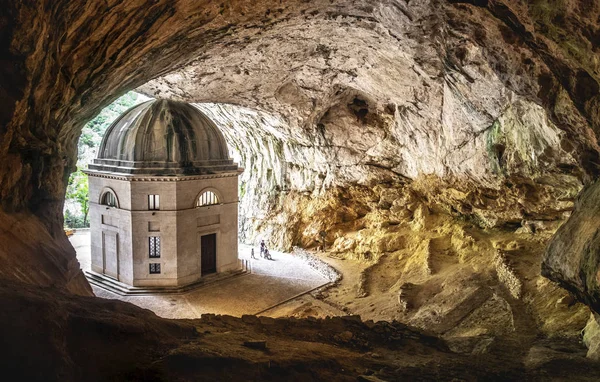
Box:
265;181;590;343
142;0;597;235
584;313;600;361
141;1;600;315
2;0;600;375
544;180;600;313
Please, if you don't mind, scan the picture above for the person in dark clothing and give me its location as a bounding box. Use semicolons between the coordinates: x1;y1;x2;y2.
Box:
260;240;266;258
251;248;257;259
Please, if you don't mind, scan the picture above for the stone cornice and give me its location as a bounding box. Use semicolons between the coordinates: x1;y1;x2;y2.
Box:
84;169;243;182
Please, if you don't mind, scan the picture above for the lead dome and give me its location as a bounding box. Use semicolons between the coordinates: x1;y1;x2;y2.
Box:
85;98;243;290
88;99;238;175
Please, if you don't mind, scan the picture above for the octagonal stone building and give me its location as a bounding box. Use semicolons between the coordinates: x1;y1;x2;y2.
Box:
85;99;243;290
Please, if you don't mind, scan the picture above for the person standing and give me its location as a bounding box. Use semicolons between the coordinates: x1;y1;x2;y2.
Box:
260;240;266;258
250;248;257;259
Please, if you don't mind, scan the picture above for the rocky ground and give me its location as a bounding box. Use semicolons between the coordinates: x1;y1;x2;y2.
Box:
295;224;587;338
258;181;599;363
3;280;600;381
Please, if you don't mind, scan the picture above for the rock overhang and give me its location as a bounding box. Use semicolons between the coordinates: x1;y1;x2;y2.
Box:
0;0;599;319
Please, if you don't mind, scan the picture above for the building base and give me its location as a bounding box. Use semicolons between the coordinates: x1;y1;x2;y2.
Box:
86;259;250;296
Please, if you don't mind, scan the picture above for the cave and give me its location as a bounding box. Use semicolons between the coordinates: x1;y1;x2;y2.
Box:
2;0;600;380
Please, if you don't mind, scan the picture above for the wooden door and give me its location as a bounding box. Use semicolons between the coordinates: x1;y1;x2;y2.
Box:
103;231;119;279
201;233;217;276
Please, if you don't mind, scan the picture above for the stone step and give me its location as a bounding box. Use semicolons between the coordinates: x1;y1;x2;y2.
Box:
85;259;251;296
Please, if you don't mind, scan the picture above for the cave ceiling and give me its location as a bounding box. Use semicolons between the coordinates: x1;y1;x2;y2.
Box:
3;0;599;213
2;0;600;311
140;0;600;185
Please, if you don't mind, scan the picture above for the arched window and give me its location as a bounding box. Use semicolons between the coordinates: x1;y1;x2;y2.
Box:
197;191;219;207
101;190;118;207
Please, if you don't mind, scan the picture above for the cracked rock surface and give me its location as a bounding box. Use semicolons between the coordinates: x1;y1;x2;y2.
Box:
2;0;600;375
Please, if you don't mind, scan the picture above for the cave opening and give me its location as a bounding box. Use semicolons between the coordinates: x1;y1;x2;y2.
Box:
67;95;336;316
3;0;600;379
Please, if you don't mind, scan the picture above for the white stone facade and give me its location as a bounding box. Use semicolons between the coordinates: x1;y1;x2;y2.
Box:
88;173;240;287
86;99;243;288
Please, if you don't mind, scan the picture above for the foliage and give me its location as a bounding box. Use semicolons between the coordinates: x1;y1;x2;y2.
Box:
64;91;150;226
66;170;89;227
64;209;88;229
77;91;149;160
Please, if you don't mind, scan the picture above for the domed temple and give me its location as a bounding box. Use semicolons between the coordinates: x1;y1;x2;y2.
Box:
85;99;243;289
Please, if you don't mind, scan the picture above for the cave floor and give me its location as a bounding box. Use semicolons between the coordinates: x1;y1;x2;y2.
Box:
6;278;600;381
69;231;329;318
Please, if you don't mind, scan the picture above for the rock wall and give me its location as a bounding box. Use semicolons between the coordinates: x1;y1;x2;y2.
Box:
584;313;600;360
544;180;600;314
141;1;600;317
143;1;597;246
1;0;600;321
198;100;582;250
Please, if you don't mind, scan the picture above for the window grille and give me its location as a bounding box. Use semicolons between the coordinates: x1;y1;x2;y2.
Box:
148;194;160;210
149;237;160;258
149;263;161;274
197;191;219;207
101;191;117;207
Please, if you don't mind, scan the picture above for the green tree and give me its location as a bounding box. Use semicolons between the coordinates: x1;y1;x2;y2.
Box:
66;170;89;227
77;91;148;161
64;91;150;226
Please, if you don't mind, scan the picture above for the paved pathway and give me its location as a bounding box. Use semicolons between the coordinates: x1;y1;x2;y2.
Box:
69;231;329;318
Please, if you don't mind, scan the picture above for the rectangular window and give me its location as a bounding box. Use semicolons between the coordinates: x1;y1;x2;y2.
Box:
148;194;160;210
149;236;161;258
149;263;161;274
